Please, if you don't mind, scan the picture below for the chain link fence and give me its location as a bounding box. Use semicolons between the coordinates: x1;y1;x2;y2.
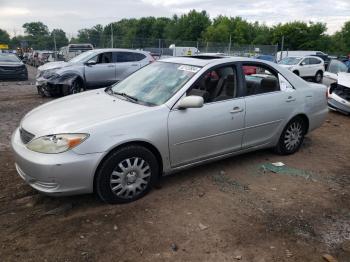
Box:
99;36;278;57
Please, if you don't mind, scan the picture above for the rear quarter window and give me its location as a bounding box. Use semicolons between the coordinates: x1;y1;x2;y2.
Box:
134;53;146;61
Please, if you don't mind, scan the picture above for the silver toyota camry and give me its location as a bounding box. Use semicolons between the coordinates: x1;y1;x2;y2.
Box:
12;56;328;204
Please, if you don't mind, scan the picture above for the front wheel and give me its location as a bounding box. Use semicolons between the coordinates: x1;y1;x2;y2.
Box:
70;79;84;94
275;117;306;155
314;71;323;83
95;145;159;204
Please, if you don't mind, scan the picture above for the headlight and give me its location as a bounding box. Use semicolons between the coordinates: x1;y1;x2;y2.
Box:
42;68;61;78
26;133;89;154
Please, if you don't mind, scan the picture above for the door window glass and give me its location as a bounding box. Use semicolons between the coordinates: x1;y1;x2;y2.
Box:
310;58;322;64
301;58;310;65
88;52;112;64
187;65;238;103
117;52;136;62
242;64;280;96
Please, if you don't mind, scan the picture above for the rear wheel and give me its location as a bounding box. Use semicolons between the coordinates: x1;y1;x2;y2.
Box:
314;71;323;83
95;145;159;204
275;117;306;155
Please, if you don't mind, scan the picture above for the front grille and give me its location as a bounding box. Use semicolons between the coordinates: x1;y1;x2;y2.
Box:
0;65;25;72
20;128;35;144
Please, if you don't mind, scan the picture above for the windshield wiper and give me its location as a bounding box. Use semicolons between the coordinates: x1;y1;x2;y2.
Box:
112;91;138;102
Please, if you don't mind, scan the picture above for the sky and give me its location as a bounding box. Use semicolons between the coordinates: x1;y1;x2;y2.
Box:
0;0;349;37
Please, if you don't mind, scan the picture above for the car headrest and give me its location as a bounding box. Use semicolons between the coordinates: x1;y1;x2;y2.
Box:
260;78;278;93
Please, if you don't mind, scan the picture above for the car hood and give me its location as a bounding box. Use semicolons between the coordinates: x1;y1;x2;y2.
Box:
278;64;294;68
0;62;23;67
21;90;150;137
38;61;72;71
338;72;350;88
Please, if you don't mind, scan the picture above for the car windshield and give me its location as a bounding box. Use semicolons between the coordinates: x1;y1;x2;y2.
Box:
109;62;200;106
278;57;302;65
69;50;96;63
0;54;20;62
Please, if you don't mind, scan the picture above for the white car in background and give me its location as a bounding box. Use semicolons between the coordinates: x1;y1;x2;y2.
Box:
325;59;350;115
278;56;325;83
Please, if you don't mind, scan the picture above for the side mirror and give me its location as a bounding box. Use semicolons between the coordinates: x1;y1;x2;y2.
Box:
178;96;204;109
85;60;96;66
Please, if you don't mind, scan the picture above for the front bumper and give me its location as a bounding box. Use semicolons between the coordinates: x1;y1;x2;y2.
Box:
11;128;104;196
36;77;63;96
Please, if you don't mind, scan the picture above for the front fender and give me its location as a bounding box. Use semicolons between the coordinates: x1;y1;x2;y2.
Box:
49;73;77;85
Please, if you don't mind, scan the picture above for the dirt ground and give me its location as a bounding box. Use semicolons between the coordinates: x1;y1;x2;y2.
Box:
0;66;349;262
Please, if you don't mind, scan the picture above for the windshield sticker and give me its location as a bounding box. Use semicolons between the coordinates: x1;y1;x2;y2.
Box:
178;65;200;73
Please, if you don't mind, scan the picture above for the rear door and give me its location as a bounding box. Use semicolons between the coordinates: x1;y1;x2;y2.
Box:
115;52;141;82
309;57;323;76
84;52;116;88
240;62;297;148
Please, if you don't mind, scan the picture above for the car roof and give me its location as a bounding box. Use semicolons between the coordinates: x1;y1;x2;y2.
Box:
93;48;149;54
159;56;266;67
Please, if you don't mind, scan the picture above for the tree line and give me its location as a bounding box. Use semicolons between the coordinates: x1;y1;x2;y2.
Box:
0;10;349;55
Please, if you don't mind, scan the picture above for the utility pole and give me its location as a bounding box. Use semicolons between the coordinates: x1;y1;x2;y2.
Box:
228;34;232;55
111;24;114;48
53;31;57;60
280;35;284;61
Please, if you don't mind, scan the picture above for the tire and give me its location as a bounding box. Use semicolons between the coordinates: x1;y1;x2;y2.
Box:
275;117;306;155
95;145;159;204
70;78;84;95
293;70;299;76
37;86;46;97
314;71;323;83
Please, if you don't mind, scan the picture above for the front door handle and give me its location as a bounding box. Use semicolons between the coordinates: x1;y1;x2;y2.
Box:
286;96;296;102
107;65;115;68
230;106;244;113
131;64;139;66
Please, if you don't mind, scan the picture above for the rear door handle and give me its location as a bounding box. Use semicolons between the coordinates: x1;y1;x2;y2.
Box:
107;65;115;68
230;106;244;113
131;64;139;66
286;96;296;102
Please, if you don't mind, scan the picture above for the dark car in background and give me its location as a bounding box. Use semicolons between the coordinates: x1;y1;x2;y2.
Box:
0;53;28;81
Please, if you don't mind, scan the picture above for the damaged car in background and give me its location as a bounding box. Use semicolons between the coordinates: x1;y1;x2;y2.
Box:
36;48;154;97
324;59;350;115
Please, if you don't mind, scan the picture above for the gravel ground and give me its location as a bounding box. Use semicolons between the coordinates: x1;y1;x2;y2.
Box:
0;66;349;262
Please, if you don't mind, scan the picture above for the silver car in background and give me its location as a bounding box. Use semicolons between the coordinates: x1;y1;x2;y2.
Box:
36;48;154;97
12;56;328;204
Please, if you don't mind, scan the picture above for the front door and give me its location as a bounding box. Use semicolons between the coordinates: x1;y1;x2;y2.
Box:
84;52;116;88
168;64;245;167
